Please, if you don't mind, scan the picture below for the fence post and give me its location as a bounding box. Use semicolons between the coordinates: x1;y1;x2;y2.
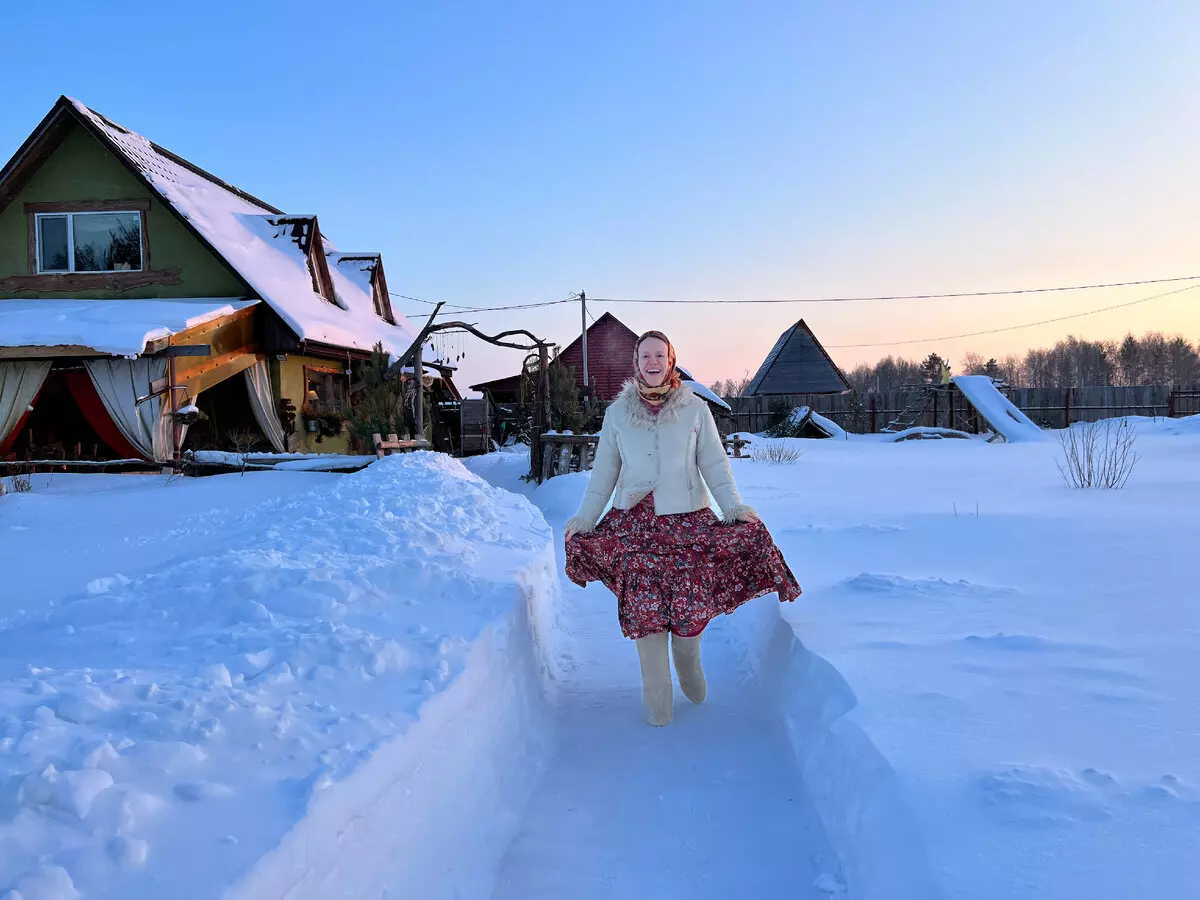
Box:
870;394;877;433
1064;388;1071;428
1169;390;1176;418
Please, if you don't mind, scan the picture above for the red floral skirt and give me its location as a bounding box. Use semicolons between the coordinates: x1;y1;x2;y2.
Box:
565;492;801;640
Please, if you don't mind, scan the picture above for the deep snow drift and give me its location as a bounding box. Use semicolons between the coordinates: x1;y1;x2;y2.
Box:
1;456;561;899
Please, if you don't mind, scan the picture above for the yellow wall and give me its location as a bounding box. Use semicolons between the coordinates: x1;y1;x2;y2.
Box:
276;353;352;454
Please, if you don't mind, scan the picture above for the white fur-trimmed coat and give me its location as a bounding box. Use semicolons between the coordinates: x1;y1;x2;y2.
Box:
565;380;756;534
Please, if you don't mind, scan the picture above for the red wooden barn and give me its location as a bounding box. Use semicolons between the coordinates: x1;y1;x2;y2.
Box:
470;312;729;414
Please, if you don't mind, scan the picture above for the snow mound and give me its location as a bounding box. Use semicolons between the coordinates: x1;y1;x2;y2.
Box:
0;452;559;899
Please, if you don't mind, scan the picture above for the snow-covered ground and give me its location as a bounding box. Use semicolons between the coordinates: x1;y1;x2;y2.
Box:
3;416;1198;899
1;458;562;899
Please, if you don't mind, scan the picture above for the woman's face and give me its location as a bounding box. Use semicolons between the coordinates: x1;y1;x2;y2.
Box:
637;337;670;387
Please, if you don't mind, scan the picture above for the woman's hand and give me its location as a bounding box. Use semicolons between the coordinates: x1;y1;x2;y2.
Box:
565;524;577;542
735;509;760;523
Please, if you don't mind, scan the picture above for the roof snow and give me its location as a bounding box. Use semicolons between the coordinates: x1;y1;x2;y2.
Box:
676;366;731;411
66;99;418;357
0;298;259;357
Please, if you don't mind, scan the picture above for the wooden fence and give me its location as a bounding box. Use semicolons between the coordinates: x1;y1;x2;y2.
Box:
722;386;1200;435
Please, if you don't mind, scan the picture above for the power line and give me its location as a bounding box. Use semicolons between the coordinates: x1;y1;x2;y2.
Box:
389;293;574;313
587;274;1200;305
824;282;1200;349
391;274;1200;314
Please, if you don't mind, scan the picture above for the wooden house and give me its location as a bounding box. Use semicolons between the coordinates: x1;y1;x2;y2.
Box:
0;96;457;464
744;319;850;396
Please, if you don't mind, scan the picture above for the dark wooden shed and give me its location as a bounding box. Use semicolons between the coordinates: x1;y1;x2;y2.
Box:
744;319;850;396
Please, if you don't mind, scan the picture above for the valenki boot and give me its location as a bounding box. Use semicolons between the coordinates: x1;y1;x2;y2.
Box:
671;633;707;704
635;631;673;726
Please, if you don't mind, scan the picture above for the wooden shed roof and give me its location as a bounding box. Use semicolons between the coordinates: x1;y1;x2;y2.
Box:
744;319;850;395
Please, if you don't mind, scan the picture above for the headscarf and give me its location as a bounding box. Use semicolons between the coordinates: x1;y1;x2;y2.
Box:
634;330;682;408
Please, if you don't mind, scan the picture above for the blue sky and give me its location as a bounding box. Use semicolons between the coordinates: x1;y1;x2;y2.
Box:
4;1;1199;388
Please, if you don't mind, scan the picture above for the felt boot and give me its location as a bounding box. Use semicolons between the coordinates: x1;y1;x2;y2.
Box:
635;631;673;726
671;632;707;704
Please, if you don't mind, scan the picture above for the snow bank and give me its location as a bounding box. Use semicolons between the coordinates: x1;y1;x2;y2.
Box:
0;454;564;900
728;597;944;900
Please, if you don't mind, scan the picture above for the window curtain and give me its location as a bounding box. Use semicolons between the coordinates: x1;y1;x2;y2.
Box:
244;359;287;453
83;358;172;461
0;360;52;453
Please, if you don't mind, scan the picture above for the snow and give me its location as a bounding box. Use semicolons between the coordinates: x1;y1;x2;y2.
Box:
4;413;1199;899
886;425;973;441
788;405;848;439
68;100;419;358
187;450;374;471
953;375;1045;442
1;456;561;899
0;299;259;357
675;366;731;411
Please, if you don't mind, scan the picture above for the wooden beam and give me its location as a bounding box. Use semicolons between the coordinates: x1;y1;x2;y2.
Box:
24;199;151;214
159;344;211;358
0;344;105;359
174;351;261;398
0;269;182;293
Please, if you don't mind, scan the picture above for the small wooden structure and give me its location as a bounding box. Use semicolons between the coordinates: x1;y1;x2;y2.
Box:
459;397;491;454
372;433;430;458
539;434;598;482
745;320;851;396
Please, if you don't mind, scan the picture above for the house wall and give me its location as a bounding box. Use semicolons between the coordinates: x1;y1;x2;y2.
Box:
277;353;352;454
0;122;248;299
553;315;638;401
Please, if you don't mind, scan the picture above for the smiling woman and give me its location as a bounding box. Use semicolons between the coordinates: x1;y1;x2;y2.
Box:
564;329;800;727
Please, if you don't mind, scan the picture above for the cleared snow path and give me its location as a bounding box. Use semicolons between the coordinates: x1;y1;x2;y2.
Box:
487;521;839;899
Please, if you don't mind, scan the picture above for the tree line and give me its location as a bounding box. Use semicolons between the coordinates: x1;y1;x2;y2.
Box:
709;331;1200;396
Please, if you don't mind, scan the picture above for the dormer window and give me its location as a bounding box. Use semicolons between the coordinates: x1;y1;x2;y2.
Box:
269;215;338;305
333;253;395;324
35;209;144;273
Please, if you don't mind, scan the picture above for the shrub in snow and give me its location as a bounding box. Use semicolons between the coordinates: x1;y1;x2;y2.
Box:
2;466;33;494
755;440;802;464
1056;419;1140;489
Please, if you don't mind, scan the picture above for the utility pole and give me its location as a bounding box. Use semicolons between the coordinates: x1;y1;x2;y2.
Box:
580;290;589;404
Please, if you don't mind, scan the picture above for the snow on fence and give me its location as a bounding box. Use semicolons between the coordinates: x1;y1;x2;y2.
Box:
723;385;1197;435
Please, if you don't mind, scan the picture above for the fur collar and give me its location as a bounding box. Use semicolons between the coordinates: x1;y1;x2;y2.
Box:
614;378;696;429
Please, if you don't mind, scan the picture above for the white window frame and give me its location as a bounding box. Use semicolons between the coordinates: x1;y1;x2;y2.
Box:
34;210;145;274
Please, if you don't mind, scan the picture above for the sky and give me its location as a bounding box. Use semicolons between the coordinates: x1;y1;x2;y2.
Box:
3;0;1199;391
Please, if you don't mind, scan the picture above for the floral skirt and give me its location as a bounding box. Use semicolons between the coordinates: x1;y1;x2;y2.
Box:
565;492;801;640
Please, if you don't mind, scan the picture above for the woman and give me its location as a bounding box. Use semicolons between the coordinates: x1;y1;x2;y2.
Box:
565;330;801;726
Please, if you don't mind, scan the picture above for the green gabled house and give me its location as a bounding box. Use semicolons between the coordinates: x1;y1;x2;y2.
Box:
0;96;457;464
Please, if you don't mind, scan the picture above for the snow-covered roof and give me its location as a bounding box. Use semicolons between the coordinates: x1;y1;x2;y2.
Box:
65;99;419;358
0;298;259;357
676;366;731;411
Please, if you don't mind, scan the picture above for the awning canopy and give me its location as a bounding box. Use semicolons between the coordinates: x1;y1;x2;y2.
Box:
0;298;259;358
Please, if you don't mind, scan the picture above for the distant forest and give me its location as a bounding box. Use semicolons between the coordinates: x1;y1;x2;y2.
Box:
710;331;1200;396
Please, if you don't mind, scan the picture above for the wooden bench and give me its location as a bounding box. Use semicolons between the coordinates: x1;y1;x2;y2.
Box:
539;433;599;483
372;433;431;459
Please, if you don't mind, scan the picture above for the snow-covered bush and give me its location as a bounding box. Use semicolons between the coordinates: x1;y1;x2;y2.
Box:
755;440;802;464
1057;419;1140;489
2;465;32;494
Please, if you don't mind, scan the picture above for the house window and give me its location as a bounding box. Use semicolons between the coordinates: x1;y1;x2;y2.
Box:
304;367;348;415
35;211;143;274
